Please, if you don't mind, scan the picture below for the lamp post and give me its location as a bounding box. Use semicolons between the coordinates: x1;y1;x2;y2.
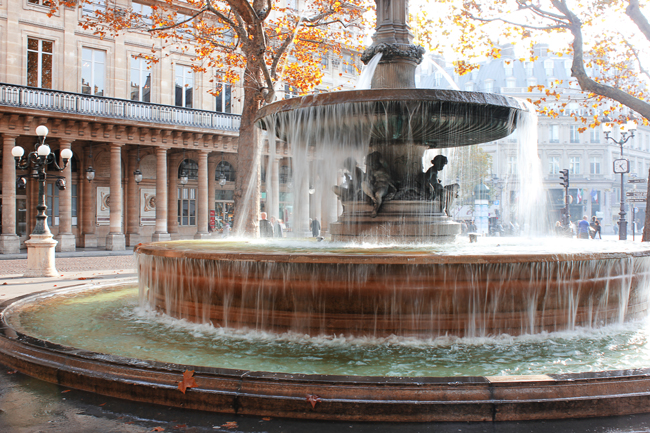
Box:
12;125;72;277
604;119;637;240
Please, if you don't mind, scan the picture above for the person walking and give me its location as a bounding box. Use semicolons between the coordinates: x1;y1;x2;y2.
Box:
311;218;321;237
271;217;283;238
591;216;602;239
577;216;590;239
259;212;274;237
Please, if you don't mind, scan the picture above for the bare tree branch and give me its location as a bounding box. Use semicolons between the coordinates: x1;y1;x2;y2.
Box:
626;0;650;42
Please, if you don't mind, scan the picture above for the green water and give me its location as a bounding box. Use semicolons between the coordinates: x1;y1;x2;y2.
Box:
8;285;650;377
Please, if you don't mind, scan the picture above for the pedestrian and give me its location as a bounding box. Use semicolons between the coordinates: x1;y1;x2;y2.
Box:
577;215;590;239
222;222;231;238
591;216;602;239
270;217;283;238
259;212;274;237
311;218;321;237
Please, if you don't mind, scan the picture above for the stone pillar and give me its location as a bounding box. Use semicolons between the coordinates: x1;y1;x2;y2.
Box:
126;148;140;246
55;139;76;251
0;134;20;253
105;143;125;250
195;150;210;239
270;157;280;220
152;147;171;241
167;155;178;236
80;145;97;248
208;159;216;230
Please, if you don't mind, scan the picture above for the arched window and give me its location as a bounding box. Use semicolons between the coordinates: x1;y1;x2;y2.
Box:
215;160;235;182
178;159;198;180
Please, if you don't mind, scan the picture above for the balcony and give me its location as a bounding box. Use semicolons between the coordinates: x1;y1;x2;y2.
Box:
0;83;241;132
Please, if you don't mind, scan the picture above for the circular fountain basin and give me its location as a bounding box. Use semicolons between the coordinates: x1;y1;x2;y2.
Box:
255;89;525;147
136;239;650;338
4;280;650;421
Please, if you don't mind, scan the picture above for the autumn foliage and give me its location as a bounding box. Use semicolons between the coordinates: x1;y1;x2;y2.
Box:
49;0;370;234
417;0;650;127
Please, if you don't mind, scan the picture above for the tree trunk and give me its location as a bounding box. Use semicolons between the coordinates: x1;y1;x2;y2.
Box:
233;71;262;236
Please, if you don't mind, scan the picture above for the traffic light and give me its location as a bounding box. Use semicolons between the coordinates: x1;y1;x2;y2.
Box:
559;169;569;188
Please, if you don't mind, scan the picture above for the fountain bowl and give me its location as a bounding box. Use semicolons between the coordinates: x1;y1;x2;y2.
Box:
136;241;650;338
255;89;525;148
4;281;650;422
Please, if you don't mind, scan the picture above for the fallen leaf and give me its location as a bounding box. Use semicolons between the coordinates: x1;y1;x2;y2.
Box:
2;282;7;285
53;285;57;287
306;394;321;408
6;370;18;375
125;421;134;424
151;428;165;432
61;389;71;393
177;370;198;394
221;421;238;429
262;417;272;421
173;425;187;429
99;403;106;406
78;277;87;280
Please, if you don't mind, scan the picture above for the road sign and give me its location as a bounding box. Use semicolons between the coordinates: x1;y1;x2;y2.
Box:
628;178;647;183
627;198;647;203
626;191;647;198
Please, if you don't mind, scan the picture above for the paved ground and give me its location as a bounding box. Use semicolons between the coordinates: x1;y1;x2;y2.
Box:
3;253;650;432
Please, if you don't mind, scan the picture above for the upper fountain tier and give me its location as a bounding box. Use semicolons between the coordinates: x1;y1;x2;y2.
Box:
256;88;525;148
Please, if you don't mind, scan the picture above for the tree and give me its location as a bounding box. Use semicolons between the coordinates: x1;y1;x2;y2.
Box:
51;0;368;234
419;0;649;119
418;0;650;239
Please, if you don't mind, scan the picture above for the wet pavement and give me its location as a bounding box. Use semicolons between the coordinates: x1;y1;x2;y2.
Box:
3;254;650;432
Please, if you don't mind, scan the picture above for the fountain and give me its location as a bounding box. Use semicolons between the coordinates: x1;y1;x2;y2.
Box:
3;0;650;423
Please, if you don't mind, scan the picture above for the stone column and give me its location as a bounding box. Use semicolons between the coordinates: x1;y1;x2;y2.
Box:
0;134;20;253
80;145;97;248
105;143;125;250
270;157;280;220
208;159;217;231
195;150;210;239
152;147;171;241
126;148;140;246
55;139;76;251
167;154;178;236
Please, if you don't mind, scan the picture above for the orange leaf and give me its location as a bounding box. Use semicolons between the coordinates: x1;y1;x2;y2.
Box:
151;428;165;432
306;394;321;408
177;370;198;394
221;421;238;429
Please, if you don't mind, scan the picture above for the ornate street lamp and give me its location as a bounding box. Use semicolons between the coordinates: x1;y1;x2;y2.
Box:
86;142;95;182
603;118;637;240
133;145;143;184
217;152;227;187
12;125;72;277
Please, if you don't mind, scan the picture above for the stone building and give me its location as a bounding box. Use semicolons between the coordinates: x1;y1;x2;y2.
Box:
449;44;650;234
0;0;358;253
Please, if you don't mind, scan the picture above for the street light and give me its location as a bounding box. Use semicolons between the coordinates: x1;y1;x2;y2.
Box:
133;145;143;184
603;118;637;240
13;125;72;277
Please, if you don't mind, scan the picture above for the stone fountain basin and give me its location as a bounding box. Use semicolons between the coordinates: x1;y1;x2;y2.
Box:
136;241;650;338
4;283;650;422
255;89;526;148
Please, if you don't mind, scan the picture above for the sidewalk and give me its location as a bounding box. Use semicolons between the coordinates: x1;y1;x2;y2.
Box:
0;254;136;302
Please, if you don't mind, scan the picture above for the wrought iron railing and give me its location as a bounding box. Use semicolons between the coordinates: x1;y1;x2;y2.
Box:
0;83;241;132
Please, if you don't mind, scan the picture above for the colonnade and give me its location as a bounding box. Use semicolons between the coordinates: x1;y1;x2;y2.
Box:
0;133;226;254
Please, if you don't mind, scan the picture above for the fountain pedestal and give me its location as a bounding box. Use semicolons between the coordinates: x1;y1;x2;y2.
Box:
330;201;460;242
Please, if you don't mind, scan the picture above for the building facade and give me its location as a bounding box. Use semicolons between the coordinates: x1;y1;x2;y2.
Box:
448;44;650;234
0;0;359;254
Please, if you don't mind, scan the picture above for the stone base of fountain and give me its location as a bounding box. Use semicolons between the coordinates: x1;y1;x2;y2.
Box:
3;287;650;423
329;200;460;242
136;243;650;338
